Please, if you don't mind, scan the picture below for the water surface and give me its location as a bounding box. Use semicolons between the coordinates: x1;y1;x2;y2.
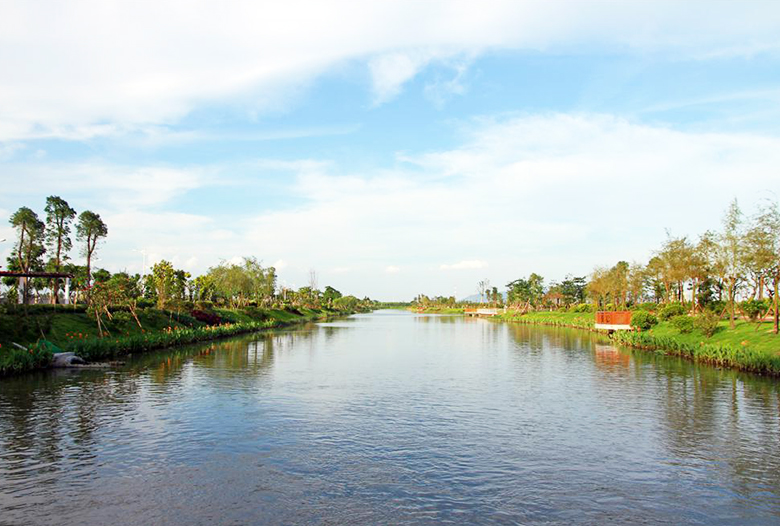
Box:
1;310;779;525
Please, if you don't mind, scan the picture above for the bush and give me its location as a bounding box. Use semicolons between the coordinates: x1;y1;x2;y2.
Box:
704;300;727;315
631;311;658;331
740;299;768;321
658;302;686;321
0;340;55;376
671;315;695;334
191;309;222;325
695;311;721;338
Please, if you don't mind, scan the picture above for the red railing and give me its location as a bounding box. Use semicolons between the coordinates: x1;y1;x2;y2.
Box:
595;311;632;325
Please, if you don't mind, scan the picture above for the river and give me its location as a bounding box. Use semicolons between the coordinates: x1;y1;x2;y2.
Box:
1;310;779;525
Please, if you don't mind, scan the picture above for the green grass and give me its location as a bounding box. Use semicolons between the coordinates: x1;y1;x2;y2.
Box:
412;307;465;314
494;310;596;330
495;310;780;376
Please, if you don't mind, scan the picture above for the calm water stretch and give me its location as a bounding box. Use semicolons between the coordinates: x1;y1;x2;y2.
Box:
1;310;780;525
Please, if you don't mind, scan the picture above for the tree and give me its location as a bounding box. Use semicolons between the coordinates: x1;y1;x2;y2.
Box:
208;260;252;308
8;207;46;303
744;208;777;301
627;263;647;305
322;285;342;307
717;199;746;329
76;211;108;285
106;272;144;328
752;200;780;333
477;279;490;304
151;260;176;310
244;257;276;306
44;196;77;303
560;275;587;306
506;273;544;308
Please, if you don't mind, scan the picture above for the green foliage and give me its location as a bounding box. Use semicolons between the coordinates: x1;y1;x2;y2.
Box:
695;311;721;338
152;260;176;309
740;299;768;321
506;273;545;306
658;302;685;321
206;257;276;308
6;207;47;299
559;275;587;306
630;310;658;331
631;302;657;312
613;329;780;376
76;210;108;279
587;261;631;308
704;300;727;314
0;340;55;376
44;196;76;267
670;315;695;334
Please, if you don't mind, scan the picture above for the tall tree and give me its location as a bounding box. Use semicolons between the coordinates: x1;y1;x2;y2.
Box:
44;196;77;303
8;207;46;303
752;200;780;333
744;209;776;301
76;210;108;286
152;260;176;309
717;199;746;329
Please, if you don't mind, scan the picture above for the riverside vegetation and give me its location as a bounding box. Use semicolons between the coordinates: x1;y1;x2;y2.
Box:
1;195;375;375
412;198;780;376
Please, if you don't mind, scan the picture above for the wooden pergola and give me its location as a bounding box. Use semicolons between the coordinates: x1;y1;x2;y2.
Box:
0;271;75;304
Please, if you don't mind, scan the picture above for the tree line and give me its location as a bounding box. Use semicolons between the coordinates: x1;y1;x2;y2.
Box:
414;198;780;334
4;196;107;303
2;196;373;325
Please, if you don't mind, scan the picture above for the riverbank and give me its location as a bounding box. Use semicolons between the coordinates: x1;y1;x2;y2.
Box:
494;310;780;376
0;305;359;376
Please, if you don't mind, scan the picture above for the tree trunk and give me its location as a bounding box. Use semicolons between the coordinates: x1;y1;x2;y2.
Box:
729;277;736;329
774;273;779;335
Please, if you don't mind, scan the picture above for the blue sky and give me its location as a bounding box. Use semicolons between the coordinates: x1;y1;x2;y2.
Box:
1;1;780;300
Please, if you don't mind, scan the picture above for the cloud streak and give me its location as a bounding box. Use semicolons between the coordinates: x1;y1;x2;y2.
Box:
2;1;780;141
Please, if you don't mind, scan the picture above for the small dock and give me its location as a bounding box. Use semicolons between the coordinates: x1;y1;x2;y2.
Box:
464;308;500;317
594;311;632;331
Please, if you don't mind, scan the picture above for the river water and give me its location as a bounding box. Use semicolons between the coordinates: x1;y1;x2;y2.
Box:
1;310;779;525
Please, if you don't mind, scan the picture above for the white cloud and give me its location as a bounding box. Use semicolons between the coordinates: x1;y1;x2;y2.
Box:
1;1;779;140
369;50;437;105
440;260;489;270
0;143;24;161
237;113;780;298
4;113;780;300
0;162;209;209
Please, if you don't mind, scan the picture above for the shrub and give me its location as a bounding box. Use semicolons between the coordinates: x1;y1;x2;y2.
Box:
631;311;658;331
704;300;726;315
0;340;55;376
740;299;767;321
695;311;721;338
631;302;657;312
191;309;222;325
671;315;695;334
658;302;686;321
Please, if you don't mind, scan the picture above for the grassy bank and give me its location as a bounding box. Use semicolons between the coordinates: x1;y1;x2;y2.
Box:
494;310;780;376
0;305;350;376
410;307;466;314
